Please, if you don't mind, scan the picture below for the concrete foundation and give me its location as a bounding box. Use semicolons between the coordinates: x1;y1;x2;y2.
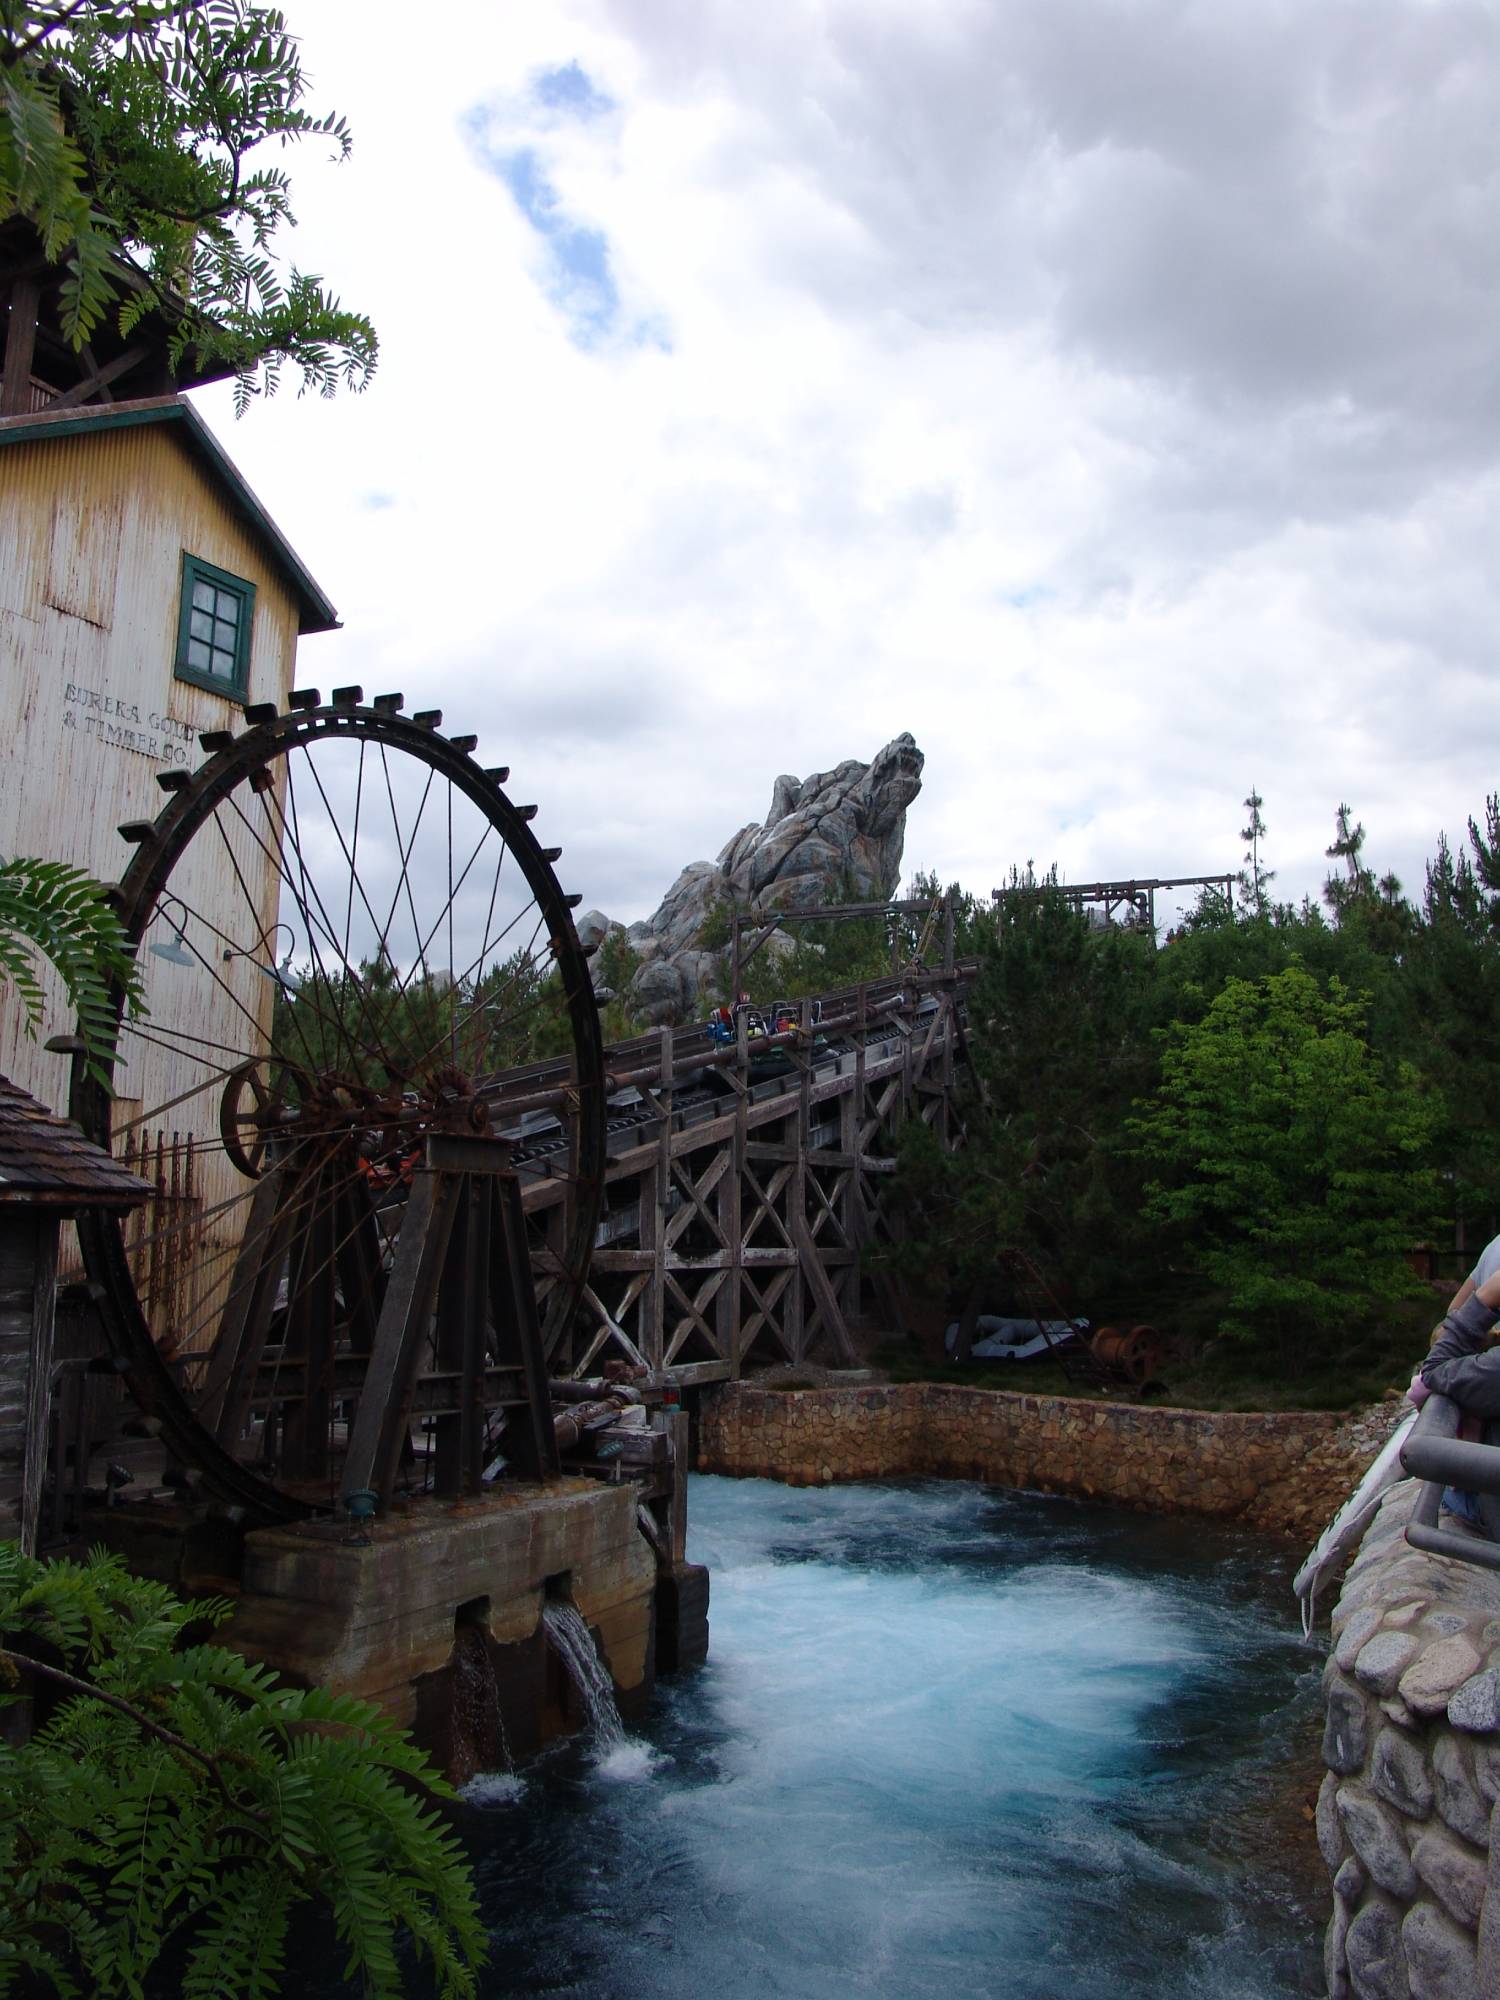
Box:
91;1475;710;1779
225;1480;658;1756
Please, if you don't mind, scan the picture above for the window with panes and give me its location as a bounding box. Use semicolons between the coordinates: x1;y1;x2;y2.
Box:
174;555;256;697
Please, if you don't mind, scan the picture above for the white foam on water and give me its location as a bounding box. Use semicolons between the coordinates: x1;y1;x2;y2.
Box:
463;1475;1321;1999
459;1771;525;1806
594;1738;662;1782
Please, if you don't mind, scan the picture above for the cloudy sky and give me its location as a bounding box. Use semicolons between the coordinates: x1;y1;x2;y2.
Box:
192;0;1500;929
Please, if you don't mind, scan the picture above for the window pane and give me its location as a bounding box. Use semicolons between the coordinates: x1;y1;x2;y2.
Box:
187;638;212;671
192;580;216;612
216;593;239;626
211;647;235;680
214;618;236;651
190;609;214;642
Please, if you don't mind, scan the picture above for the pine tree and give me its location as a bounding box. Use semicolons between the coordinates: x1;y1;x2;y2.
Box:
1323;802;1372;918
1237;788;1275;915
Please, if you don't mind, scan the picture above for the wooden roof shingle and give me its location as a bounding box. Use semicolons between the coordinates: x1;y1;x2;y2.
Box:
0;1074;152;1210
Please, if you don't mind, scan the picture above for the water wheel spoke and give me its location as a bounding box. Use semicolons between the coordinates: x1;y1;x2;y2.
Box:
74;699;604;1522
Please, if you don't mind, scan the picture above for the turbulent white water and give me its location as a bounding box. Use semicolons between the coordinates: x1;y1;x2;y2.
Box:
459;1476;1323;2000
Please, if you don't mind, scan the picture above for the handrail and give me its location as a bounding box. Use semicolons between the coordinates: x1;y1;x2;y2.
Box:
1401;1392;1500;1569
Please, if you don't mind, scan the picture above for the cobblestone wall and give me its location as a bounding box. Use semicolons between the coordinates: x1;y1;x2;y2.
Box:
696;1380;1393;1533
1320;1481;1500;1997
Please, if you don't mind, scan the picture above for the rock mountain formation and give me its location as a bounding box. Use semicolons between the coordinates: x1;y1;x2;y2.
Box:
579;733;924;1026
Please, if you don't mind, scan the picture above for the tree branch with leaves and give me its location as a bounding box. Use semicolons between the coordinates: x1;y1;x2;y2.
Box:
1;0;377;407
0;1542;486;2000
0;855;144;1085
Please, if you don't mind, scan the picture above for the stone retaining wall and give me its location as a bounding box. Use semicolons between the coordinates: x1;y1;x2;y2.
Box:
1319;1481;1500;1997
697;1380;1392;1534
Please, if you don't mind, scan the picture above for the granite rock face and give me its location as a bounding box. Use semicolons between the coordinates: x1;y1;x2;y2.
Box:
1321;1480;1500;1997
583;735;925;1026
705;734;925;936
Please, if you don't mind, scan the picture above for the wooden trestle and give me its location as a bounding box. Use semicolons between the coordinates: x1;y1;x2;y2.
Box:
524;969;971;1385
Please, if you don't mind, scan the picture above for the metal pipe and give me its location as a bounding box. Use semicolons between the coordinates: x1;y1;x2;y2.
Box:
1402;1393;1500;1572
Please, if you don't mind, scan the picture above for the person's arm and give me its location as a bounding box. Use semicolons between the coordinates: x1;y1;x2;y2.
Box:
1422;1273;1500;1416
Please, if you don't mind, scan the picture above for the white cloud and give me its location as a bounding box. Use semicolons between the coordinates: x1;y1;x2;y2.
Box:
191;0;1500;935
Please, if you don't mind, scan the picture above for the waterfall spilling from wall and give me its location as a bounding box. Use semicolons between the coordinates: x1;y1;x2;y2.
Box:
543;1601;625;1753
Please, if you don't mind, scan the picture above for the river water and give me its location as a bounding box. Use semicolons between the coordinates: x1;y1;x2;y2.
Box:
458;1475;1325;1999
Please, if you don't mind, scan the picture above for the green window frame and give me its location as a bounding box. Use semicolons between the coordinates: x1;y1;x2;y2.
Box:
175;554;255;697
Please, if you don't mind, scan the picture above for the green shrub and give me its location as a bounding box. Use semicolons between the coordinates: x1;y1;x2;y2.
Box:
0;1545;485;1999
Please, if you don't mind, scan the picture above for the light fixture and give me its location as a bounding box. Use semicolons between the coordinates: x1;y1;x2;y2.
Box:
223;922;300;993
149;898;195;967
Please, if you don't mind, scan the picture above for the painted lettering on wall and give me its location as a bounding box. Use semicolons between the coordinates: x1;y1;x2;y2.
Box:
61;681;195;762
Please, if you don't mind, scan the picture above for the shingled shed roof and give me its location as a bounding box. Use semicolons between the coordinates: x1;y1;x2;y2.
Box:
0;1074;151;1210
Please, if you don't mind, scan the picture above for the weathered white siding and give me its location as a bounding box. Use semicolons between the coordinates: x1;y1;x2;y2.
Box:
0;421;324;1353
0;422;304;1117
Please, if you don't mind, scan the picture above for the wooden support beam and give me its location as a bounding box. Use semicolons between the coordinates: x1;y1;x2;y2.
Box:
341;1167;460;1505
281;1163;339;1481
203;1163;297;1445
489;1173;559;1481
1;277;40;415
792;1210;857;1366
46;342;152;409
664;1360;733;1387
433;1175;486;1495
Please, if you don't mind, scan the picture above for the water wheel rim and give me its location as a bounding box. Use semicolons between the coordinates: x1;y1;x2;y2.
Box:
72;701;605;1522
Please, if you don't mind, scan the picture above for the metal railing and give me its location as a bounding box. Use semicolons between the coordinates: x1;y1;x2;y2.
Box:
1402;1392;1500;1568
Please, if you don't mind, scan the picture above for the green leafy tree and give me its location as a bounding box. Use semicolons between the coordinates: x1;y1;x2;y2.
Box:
1;0;376;405
890;871;1157;1308
0;855;144;1085
0;1542;485;1999
1130;965;1439;1357
1403;801;1500;1220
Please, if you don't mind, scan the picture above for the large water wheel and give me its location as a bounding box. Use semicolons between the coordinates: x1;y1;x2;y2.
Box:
70;691;605;1521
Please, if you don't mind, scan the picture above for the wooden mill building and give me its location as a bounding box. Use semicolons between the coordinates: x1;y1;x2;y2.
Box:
0;228;338;1125
1;229;339;1360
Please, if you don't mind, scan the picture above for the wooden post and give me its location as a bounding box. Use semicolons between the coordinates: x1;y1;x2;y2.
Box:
22;1221;58;1558
433;1175;487;1496
716;1074;742;1375
839;1015;862;1321
208;1165;302;1449
340;1164;460;1506
639;1027;670;1375
667;1408;689;1564
282;1162;338;1481
1;277;40;416
489;1174;559;1481
726;1012;750;1373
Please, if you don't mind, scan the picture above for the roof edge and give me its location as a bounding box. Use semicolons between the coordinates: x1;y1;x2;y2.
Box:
0;396;340;635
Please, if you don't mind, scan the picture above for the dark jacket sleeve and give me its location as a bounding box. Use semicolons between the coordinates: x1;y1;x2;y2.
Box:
1422;1296;1500;1417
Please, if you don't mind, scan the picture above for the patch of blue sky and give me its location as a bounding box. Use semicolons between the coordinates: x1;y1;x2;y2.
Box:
1003;584;1054;610
532;61;612;120
492;144;619;346
467;109;670;353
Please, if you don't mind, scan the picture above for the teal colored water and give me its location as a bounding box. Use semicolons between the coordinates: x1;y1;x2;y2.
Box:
460;1475;1324;1999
